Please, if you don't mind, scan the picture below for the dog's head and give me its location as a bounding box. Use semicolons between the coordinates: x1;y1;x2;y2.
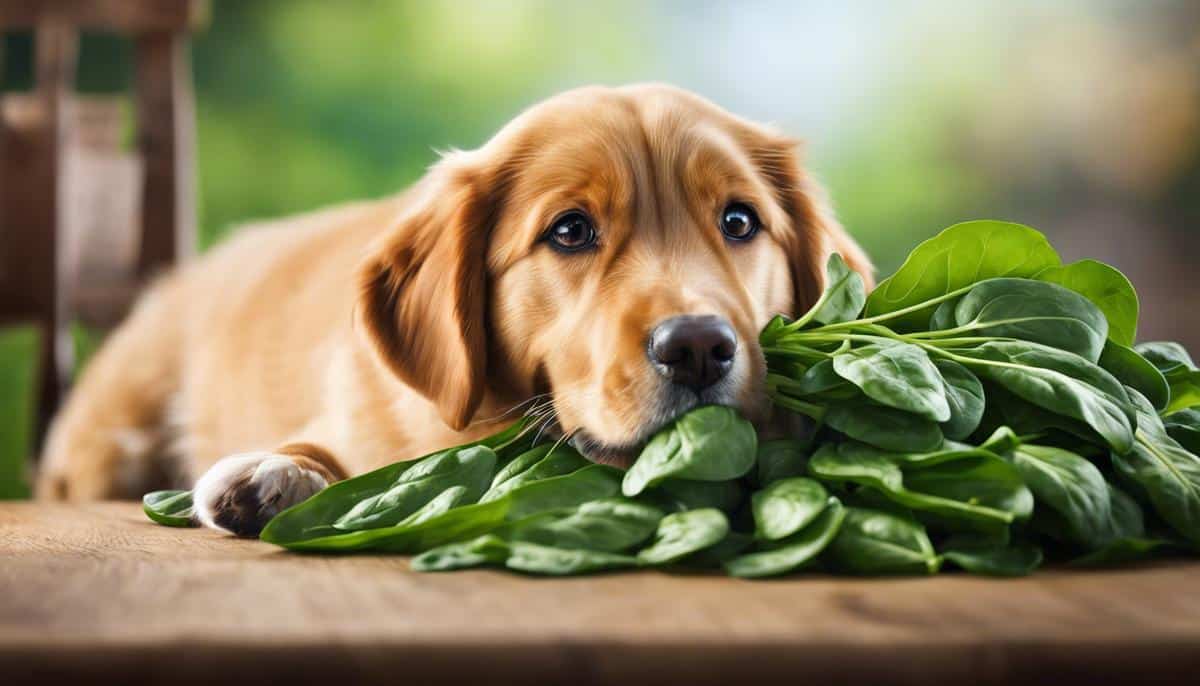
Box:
359;84;872;465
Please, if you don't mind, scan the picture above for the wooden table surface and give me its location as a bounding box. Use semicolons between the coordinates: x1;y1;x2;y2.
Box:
3;503;1200;685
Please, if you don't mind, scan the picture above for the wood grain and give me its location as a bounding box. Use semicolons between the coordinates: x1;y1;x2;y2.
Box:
2;503;1199;685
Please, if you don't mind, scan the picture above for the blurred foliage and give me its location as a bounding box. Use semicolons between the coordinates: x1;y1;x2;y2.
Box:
0;328;36;499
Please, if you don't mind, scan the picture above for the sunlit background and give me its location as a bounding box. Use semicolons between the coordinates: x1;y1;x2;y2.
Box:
2;0;1199;496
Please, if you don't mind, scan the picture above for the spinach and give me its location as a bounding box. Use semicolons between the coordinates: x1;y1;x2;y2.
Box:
647;478;745;515
637;509;730;565
409;534;511;572
1111;391;1200;545
505;542;638;575
1099;341;1170;412
333;445;496;531
935;359;985;440
1035;259;1139;348
622;405;757;496
1009;445;1116;549
142;490;196;527
823;403;944;453
503;498;662;552
754;439;809;486
807;253;868;326
939;537;1042;577
1136;341;1200;413
864;220;1061;330
824;506;940;575
939;278;1109;362
832;343;951;421
1164;409;1200;454
725;498;846;578
481;443;590;503
751;477;829;541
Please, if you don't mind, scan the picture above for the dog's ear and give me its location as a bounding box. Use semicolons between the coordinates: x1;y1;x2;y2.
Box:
356;157;495;430
746;133;874;317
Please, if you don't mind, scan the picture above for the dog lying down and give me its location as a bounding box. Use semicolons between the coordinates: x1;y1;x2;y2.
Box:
38;84;873;536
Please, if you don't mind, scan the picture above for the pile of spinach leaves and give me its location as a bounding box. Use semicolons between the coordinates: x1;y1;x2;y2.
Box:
145;220;1200;578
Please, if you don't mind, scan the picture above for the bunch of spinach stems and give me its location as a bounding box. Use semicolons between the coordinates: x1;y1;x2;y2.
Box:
145;221;1200;578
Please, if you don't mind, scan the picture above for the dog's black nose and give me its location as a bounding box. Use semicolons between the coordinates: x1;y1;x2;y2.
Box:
648;315;737;391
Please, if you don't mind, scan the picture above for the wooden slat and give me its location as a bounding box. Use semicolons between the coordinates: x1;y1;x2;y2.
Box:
2;502;1200;686
0;0;208;32
134;31;196;278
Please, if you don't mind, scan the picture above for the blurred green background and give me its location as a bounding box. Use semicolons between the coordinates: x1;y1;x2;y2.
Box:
2;0;1199;497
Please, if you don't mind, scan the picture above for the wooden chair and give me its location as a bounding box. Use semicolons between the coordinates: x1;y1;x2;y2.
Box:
0;0;206;449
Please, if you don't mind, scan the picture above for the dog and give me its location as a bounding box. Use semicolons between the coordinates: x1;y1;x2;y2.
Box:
37;84;873;536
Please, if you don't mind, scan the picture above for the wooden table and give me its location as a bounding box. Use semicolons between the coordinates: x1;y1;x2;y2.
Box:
3;503;1199;685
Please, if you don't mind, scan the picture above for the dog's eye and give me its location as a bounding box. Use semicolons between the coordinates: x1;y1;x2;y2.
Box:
546;211;597;252
720;203;760;241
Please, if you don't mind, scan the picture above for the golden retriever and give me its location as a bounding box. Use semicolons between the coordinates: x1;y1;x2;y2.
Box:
37;84;872;535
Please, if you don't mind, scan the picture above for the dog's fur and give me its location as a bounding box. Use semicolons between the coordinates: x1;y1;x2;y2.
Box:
37;84;872;535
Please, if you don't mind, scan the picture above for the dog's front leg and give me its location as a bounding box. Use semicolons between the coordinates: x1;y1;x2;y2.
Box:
193;443;347;537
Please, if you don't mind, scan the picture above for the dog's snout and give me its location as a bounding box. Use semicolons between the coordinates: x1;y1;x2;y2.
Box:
648;315;737;391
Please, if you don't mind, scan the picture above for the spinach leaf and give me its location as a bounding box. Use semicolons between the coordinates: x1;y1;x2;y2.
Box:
503;498;662;552
637;508;731;565
487;443;556;492
410;534;511;572
824;506;940;575
944;278;1109;362
683;531;755;568
256;420;529;544
622;405;757;496
751;477;829;541
810;253;867;325
1137;341;1197;374
754;439;809;486
832;343;951;421
1111;391;1200;545
792;359;855;396
647;478;746;514
1099;341;1170;412
1035;259;1138;347
935;359;985;440
1009;445;1115;549
481;443;590;503
939;537;1043;576
958;341;1134;452
333;445;496;531
864;220;1061;330
823;403;944;453
725;497;846;578
142;490;196;527
261;464;622;552
505;542;638;575
1164;409;1200;454
1069;537;1175;567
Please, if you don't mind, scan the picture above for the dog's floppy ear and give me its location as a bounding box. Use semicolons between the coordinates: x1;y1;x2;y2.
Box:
357;157;495;430
748;133;874;317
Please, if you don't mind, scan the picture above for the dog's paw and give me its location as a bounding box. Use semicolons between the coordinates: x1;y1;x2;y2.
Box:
193;452;328;537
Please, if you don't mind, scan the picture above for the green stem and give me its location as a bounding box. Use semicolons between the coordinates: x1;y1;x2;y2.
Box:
808;283;978;333
769;393;826;420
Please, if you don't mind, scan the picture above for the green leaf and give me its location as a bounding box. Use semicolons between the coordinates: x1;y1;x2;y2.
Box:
502;498;662;553
939;538;1043;576
1010;445;1116;549
725;497;846;578
683;531;755;568
142;490;196;527
637;509;731;565
1099;341;1170;412
622;406;757;496
832;343;951;421
410;534;511;572
864;220;1061;330
333;445;496;531
943;278;1109;362
481;444;590;503
1036;259;1138;347
958;341;1134;453
810;253;867;325
824;506;940;575
1069;537;1175;567
751;477;829;541
935;359;985;440
504;542;638;575
1164;408;1200;455
754;439;809;487
1112;391;1200;545
823;403;944;453
646;478;746;515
